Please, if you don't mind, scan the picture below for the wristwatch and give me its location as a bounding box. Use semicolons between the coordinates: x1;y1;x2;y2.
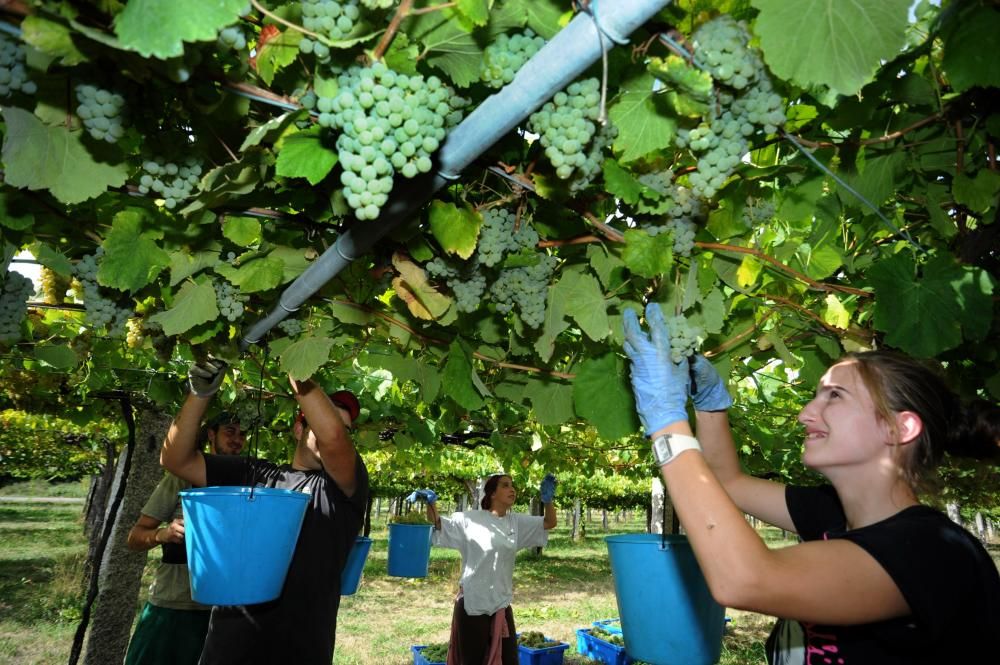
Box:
651;433;701;467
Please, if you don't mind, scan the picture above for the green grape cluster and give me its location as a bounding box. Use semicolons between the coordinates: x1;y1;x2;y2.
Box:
489;254;558;328
125;318;144;349
426;257;486;313
218;26;247;50
76;84;127;143
691;15;757;89
298;0;361;62
590;625;625;646
137;156;203;209
277;318;305;336
645;218;697;256
73;250;131;335
569;122;619;193
640;181;703;256
0;271;34;344
477;208;538;267
743;196;776;225
360;0;394;8
480;30;546;88
39;267;69;305
675;17;787;199
141;320;175;363
665;314;703;364
419;643;448;663
528;78;602;180
214;279;247;322
0;35;36;96
317;62;467;220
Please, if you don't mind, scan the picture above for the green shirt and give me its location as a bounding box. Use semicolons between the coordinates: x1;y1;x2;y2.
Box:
140;473;209;611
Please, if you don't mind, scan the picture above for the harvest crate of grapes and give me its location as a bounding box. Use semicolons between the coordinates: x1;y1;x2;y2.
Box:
411;644;447;665
575;627;633;665
518;631;571;665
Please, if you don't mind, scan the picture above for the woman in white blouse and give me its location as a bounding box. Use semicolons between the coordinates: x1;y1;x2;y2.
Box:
422;473;557;665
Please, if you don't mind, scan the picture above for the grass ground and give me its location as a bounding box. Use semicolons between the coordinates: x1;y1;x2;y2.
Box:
0;480;995;665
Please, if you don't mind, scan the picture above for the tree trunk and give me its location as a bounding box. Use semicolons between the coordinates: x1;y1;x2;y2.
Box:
974;512;986;543
571;498;582;541
946;502;962;526
602;509;608;532
83;437;117;565
650;478;678;535
81;408;171;665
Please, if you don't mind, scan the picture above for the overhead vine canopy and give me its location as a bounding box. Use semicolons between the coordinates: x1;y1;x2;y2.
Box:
0;0;997;483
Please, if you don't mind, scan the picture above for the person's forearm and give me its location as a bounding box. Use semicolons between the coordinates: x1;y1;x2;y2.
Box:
693;411;745;484
543;501;557;529
427;503;441;529
290;377;352;452
127;523;165;551
160;392;211;472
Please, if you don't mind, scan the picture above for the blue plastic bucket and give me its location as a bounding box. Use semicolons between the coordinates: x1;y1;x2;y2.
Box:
180;486;309;606
387;522;433;578
340;535;373;595
605;534;724;665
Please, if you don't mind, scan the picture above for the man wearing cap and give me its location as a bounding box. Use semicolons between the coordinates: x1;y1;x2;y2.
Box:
160;359;369;665
124;412;246;665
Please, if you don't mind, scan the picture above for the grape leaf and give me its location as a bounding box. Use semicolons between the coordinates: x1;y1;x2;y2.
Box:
507;0;566;39
941;5;1000;93
98;211;170;292
149;280;219;336
255;28;303;86
823;294;850;330
1;107;128;205
952;170;1000;213
524;379;574;426
534;283;570;362
227;257;285;293
30;242;73;277
868;253;994;357
114;0;247;58
21;15;87;66
34;344;79;370
752;0;911;97
839;151;906;208
0;191;34;231
169;250;219;286
275;126;338;186
269;246;313;283
240;111;301;151
552;271;609;342
608;73;677;163
428;200;481;259
223;217;262;247
280;335;335;381
455;0;490;27
573;354;638;440
392;252;452;319
621;229;674;278
442;340;485;410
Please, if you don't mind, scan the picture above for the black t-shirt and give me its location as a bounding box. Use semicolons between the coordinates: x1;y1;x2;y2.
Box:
766;485;1000;665
198;454;369;665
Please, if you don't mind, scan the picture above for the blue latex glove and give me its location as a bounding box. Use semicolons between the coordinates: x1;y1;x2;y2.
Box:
690;355;732;411
406;488;438;504
539;473;557;503
622;302;690;435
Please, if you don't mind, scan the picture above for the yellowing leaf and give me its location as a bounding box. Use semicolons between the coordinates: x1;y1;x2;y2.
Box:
391;252;452;319
823;294;850;330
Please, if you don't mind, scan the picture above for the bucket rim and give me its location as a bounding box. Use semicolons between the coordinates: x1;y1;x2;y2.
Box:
179;486;309;500
604;532;691;545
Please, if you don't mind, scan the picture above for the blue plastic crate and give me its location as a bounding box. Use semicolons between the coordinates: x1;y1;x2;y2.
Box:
576;628;633;665
518;637;570;665
591;618;623;636
411;645;446;665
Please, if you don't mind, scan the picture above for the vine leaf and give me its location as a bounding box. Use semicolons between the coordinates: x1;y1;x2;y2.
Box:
149;280;219;336
840;151;906;208
21;15;88;66
621;229;673;278
275;126;338;186
534;285;570;362
0;191;34;231
392;252;452;320
98;211;170;292
455;0;490;27
114;0;247;59
752;0;911;97
572;353;638;441
34;344;78;370
505;0;564;39
1;107;128;205
941;5;1000;93
223;217;262;248
868;253;994;357
30;242;73;277
217;256;285;293
280;335;335;381
428;200;480;259
169;250;219;286
442;340;485;411
240;111;301;151
523;379;574;427
952;170;1000;213
552;270;610;342
255;29;303;86
608;72;676;163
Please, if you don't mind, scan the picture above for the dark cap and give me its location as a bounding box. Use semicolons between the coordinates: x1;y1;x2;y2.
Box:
330;390;361;422
206;411;240;429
